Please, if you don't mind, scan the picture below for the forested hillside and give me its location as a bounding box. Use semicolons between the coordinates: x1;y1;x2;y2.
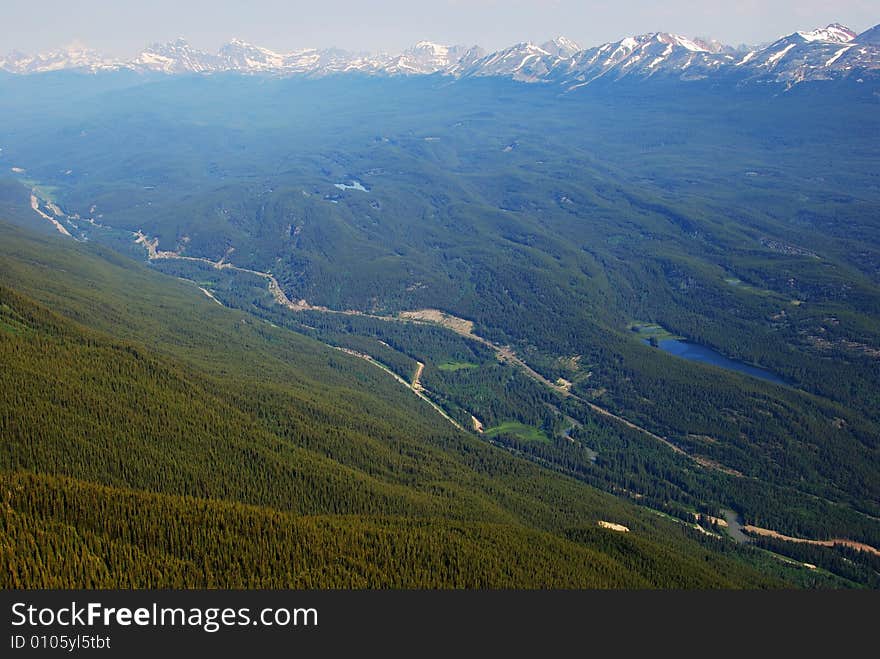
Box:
1;220;802;588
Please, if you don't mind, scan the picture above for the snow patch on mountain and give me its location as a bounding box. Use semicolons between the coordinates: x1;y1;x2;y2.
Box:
796;24;857;43
766;43;797;66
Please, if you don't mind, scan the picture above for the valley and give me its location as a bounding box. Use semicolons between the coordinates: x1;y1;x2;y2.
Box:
0;35;878;588
129;227;700;464
4;219;817;589
21;185;879;585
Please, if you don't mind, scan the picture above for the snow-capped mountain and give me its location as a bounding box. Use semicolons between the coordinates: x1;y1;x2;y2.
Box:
444;46;489;76
716;24;869;85
549;24;877;89
556;32;726;89
121;38;479;77
384;42;476;74
540;36;582;58
131;38;221;73
218;39;289;71
796;23;858;43
0;46;119;74
456;42;560;82
2;23;877;89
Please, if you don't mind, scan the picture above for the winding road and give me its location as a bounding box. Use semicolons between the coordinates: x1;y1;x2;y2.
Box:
134;230;697;462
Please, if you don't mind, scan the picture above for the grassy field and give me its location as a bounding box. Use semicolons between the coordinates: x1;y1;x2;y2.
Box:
722;278;776;297
484;421;551;444
627;322;682;341
437;360;479;372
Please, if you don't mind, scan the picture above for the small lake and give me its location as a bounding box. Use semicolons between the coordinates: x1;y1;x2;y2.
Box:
645;338;786;385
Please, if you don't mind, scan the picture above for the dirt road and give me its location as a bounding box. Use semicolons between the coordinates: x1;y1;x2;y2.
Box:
743;525;880;557
132;231;724;466
412;361;425;391
333;347;464;432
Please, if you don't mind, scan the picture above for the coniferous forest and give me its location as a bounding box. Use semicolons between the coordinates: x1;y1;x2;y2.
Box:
0;222;791;588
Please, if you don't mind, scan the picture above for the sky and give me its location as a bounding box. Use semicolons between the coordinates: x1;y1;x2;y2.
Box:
2;1;877;56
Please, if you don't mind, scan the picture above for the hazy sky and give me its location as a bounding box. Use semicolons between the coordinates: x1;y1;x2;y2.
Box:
2;1;877;56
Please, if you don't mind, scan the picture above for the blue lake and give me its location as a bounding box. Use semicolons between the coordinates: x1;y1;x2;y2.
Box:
645;338;786;386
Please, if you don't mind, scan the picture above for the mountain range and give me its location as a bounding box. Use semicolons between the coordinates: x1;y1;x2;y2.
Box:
2;23;878;89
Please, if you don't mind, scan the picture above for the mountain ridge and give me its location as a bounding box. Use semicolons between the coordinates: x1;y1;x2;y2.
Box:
2;22;877;89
